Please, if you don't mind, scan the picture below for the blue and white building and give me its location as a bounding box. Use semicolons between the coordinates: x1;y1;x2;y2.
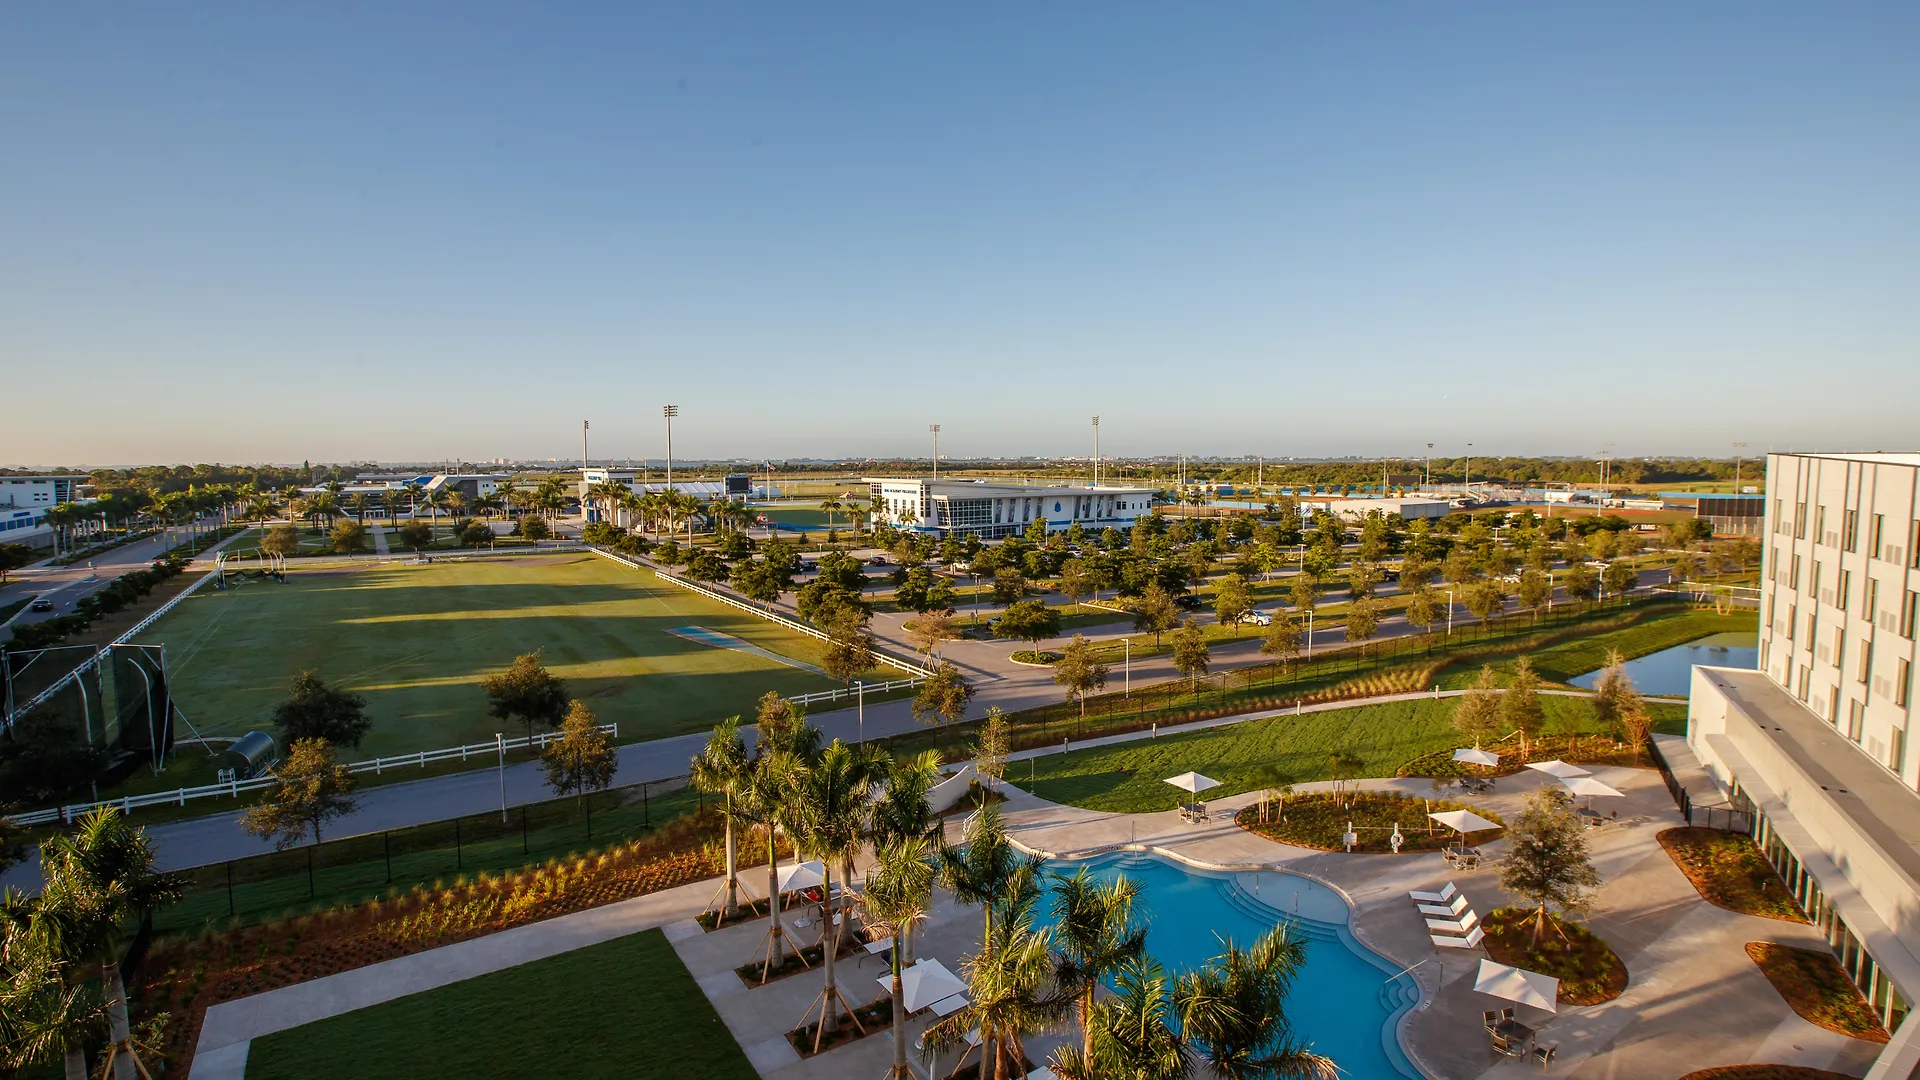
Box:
0;475;88;547
864;477;1159;540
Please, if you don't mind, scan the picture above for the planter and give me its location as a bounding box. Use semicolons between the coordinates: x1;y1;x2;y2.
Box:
785;996;894;1057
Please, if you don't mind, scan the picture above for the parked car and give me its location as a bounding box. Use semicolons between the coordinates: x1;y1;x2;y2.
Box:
1239;609;1273;626
869;555;890;566
1175;594;1201;610
29;597;55;612
1585;560;1611;570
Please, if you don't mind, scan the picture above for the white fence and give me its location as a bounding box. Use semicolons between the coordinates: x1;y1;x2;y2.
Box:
787;676;926;709
9;724;618;827
587;546;936;678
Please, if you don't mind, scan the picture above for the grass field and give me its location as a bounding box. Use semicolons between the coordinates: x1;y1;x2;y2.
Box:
138;554;868;756
1010;696;1689;812
244;927;757;1080
1436;608;1755;688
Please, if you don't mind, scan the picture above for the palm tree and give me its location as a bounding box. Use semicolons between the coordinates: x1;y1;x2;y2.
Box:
788;739;889;1046
348;492;372;524
0;927;105;1079
820;498;843;531
1176;923;1336;1080
869;750;943;962
1052;869;1148;1059
1052;959;1191;1080
494;478;520;522
939;804;1044;946
924;884;1069;1080
28;809;186;1080
859;835;936;1080
690;717;753;920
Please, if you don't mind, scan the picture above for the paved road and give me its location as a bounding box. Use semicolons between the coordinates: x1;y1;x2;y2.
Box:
1;524;240;627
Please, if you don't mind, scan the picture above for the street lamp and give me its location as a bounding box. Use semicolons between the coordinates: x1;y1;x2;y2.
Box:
663;405;679;490
1122;637;1131;696
1306;608;1315;658
495;732;508;823
1445;590;1455;636
1732;441;1748;494
857;679;865;742
1425;443;1433;491
930;424;941;480
1091;416;1100;488
1465;444;1473;493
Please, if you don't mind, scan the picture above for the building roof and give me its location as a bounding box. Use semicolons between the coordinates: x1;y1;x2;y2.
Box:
863;477;1157;497
1768;451;1920;468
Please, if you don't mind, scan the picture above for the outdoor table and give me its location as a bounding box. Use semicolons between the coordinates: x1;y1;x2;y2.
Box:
1493;1018;1536;1054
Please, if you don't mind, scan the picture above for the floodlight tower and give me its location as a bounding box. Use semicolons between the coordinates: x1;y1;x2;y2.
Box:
1091;415;1100;487
663;405;679;489
930;424;941;479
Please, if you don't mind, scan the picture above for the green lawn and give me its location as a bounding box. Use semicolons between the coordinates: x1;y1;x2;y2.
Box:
137;554;866;755
1011;696;1688;813
244;928;756;1080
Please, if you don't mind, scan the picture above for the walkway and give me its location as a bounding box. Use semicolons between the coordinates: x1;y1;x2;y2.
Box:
369;524;390;555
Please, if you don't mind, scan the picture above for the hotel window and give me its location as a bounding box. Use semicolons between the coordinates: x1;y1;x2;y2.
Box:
1843;509;1859;552
1859;643;1873;684
1774;498;1785;533
1848;699;1866;742
1811;561;1822;600
1838;570;1851;611
1790;555;1801;590
1869;514;1885;558
1866;578;1879;622
1805;611;1818;648
1794;503;1807;539
1786;605;1797;641
1893;727;1908;773
1814;505;1827;541
1904;589;1919;639
1898;658;1912;708
1798;666;1811;702
1911;520;1920;569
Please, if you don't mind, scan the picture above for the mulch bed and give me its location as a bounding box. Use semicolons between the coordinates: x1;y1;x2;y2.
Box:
1396;735;1650;780
1745;942;1889;1042
1689;1060;1866;1068
1659;828;1807;922
1481;908;1628;1005
734;935;865;988
697;896;772;932
1236;792;1502;853
785;996;894;1056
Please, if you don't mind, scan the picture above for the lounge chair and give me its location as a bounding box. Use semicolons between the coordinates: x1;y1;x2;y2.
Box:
1425;909;1480;935
1408;882;1457;904
1432;926;1485;949
1419;894;1470;918
1533;1044;1557;1068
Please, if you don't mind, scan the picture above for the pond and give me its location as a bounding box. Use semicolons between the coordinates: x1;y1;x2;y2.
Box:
1568;632;1758;696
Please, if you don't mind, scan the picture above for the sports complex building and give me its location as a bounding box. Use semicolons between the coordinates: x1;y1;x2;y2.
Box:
864;477;1159;540
1687;451;1920;1078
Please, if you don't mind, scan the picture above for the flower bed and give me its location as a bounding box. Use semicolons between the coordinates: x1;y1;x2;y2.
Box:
1480;908;1627;1005
1009;650;1063;665
733;934;864;988
1745;942;1889;1042
1235;792;1501;853
1659;829;1807;922
786;996;894;1056
1396;735;1649;780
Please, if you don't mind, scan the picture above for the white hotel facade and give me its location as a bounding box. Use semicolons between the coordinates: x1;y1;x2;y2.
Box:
865;478;1160;541
1687;452;1920;1077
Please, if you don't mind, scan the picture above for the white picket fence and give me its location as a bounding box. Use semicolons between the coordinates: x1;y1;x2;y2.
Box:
786;676;926;708
587;546;936;678
9;723;618;827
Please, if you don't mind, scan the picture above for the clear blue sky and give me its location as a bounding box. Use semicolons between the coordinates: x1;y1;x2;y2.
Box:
3;3;1916;466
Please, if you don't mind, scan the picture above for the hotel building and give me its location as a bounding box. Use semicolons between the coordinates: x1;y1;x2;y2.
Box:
865;478;1159;540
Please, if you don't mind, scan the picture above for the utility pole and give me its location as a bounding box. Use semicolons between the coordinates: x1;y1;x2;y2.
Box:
663;405;678;490
1465;443;1474;493
1426;443;1433;491
582;420;590;469
1091;415;1100;488
1732;441;1748;493
929;424;941;480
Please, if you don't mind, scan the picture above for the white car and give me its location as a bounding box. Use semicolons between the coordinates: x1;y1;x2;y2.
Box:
1239;609;1273;626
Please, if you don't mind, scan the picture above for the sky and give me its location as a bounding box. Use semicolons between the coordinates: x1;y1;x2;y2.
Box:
3;3;1917;467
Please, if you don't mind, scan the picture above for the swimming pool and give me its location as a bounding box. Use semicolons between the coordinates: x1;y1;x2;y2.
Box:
1042;851;1421;1078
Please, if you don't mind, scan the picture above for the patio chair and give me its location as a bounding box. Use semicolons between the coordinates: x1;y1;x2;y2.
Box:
1408;882;1457;904
1418;894;1470;918
1493;1034;1524;1058
1432;926;1485;949
1483;1010;1501;1033
1533;1044;1557;1068
1425;909;1479;935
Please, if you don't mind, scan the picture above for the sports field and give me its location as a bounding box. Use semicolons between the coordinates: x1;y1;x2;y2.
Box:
137;554;864;755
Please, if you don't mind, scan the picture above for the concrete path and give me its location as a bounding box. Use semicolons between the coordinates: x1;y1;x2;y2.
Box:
369;524;390;556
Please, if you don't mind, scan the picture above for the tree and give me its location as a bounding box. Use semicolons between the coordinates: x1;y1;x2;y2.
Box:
1498;787;1602;945
909;611;960;658
1248;764;1295;824
0;929;106;1078
1172;624;1210;690
398;520;434;551
1589;649;1649;746
913;661;976;726
0;544;32;584
1058;558;1095;611
1501;657;1546;757
991;567;1029;605
893;565;934;612
261;523;300;558
690;716;752;918
1133;583;1181;647
1325;751;1363;809
864;836;938;1079
1346;560;1380;601
1602;559;1638;601
973;707;1011;794
787;739;888;1045
242;738;358;848
459;518;494;547
1260;613;1302;668
1561;563;1598;604
481;652;570;740
541;700;618;807
1053;634;1111;721
1053;958;1190;1080
1452;666;1502;745
1516;569;1552;620
519;513;551;541
1212;574;1254;627
731;556;784;605
1051;869;1148;1059
271;670;371;749
925;575;958;614
1343;597;1380;643
993;599;1060;651
1464;579;1506;627
820;605;875;686
1404;587;1442;637
1175;923;1337;1080
22;808;185;1080
1288;572;1318;613
684;549;727;583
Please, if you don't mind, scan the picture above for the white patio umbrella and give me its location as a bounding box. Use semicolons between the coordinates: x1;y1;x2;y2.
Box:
1560;776;1623;799
882;958;968;1013
1474;958;1560;1014
777;859;827;894
1524;760;1590;780
1428;808;1501;849
1163;772;1223;797
1452;747;1501;767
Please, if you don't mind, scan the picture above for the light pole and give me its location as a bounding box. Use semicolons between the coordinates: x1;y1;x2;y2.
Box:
1425;443;1433;490
857;679;865;742
971;573;980;626
1465;443;1473;494
1732;441;1748;493
930;424;941;480
1122;637;1131;696
495;732;508;823
582;419;590;470
663;405;679;490
1306;609;1315;658
1445;590;1455;636
1091;416;1100;488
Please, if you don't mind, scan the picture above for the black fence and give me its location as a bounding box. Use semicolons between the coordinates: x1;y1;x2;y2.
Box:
1646;737;1754;835
156;774;704;934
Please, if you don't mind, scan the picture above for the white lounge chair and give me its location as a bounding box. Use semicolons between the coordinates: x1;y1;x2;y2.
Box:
1433;926;1486;949
1409;882;1457;904
1417;894;1469;918
1426;910;1480;935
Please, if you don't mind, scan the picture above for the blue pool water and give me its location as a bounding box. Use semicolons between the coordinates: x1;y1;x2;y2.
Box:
1567;632;1758;696
1042;852;1420;1078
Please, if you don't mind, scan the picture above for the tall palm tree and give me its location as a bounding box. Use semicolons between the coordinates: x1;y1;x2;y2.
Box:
494;478;520;522
924;885;1069;1080
820;498;843;532
861;835;936;1080
788;739;889;1045
28;809;186;1080
690;717;753;919
1052;869;1148;1058
348;493;372;524
1176;924;1337;1080
938;804;1044;946
0;927;105;1080
1052;959;1191;1080
868;749;942;964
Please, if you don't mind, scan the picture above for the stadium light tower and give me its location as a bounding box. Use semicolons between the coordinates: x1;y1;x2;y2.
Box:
582;420;590;469
1091;415;1100;487
930;424;941;479
664;405;679;490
